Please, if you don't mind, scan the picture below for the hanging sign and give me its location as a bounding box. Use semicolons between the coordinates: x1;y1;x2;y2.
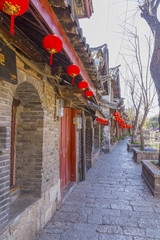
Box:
73;118;77;124
0;40;17;84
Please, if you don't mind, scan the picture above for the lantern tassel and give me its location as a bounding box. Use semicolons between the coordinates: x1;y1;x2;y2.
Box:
50;53;53;65
72;77;74;85
11;14;14;35
87;97;88;103
82;90;84;98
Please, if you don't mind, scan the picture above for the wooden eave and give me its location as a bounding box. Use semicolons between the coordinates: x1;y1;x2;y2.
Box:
47;0;101;88
0;0;99;97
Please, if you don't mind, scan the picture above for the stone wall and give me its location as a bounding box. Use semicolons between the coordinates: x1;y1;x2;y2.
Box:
142;160;160;197
15;82;44;197
133;148;158;164
0;180;60;240
127;143;141;152
0;58;60;237
0;80;13;232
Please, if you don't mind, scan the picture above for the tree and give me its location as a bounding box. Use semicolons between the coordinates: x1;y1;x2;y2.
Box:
139;0;160;163
121;26;156;149
145;115;159;129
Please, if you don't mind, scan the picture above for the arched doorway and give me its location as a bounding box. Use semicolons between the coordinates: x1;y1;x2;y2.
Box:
11;82;44;198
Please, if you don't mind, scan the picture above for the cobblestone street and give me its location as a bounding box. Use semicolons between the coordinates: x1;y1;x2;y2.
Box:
35;138;160;240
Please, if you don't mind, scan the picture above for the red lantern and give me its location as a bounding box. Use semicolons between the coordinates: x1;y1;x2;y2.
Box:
43;35;63;65
67;65;80;85
85;90;93;102
96;118;102;124
0;0;29;35
114;112;120;117
102;120;108;125
78;80;88;97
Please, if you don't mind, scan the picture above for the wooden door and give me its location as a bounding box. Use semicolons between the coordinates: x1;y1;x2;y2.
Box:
59;108;71;191
59;108;77;192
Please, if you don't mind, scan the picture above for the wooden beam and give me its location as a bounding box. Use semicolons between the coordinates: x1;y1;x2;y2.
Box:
0;13;43;62
30;0;96;96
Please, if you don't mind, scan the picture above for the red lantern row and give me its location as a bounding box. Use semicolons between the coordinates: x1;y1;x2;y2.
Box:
1;3;94;102
96;118;108;125
42;36;93;101
114;112;133;129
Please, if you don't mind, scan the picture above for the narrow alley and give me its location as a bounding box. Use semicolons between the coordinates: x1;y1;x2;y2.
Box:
35;138;160;240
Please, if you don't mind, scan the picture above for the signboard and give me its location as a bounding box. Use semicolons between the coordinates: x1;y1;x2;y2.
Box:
73;118;77;124
0;40;17;84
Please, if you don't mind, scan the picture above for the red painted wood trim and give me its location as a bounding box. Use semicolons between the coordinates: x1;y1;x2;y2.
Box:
30;0;96;95
85;0;91;18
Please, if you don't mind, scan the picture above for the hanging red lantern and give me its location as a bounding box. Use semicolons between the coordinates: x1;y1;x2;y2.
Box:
67;65;80;85
43;35;63;65
78;80;88;97
0;0;29;35
102;120;108;125
85;90;93;102
114;112;120;117
96;118;102;124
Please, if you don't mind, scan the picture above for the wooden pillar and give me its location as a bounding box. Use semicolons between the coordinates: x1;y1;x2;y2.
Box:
116;122;119;141
82;110;86;180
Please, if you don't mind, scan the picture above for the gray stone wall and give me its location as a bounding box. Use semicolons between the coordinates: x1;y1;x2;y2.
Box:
0;81;12;232
15;82;43;197
0;59;60;234
142;160;160;197
133;148;158;164
41;82;60;193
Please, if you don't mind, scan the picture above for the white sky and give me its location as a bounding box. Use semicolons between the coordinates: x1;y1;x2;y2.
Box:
79;0;159;117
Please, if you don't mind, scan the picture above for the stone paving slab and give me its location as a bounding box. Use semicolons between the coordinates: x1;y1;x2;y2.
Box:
35;138;160;240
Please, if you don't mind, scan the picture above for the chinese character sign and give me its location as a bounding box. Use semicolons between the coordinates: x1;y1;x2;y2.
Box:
0;40;17;84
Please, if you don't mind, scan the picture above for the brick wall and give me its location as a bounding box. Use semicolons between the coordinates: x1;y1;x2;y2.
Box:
0;80;12;232
0;59;60;234
14;82;43;197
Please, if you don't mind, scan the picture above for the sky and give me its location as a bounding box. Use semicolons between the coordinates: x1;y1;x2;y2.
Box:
79;0;159;117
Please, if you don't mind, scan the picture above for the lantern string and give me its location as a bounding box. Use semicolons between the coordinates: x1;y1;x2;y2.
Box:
11;14;14;35
72;77;74;85
50;53;53;65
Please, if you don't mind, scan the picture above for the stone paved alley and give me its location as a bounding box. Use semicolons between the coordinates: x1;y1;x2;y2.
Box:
35;138;160;240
